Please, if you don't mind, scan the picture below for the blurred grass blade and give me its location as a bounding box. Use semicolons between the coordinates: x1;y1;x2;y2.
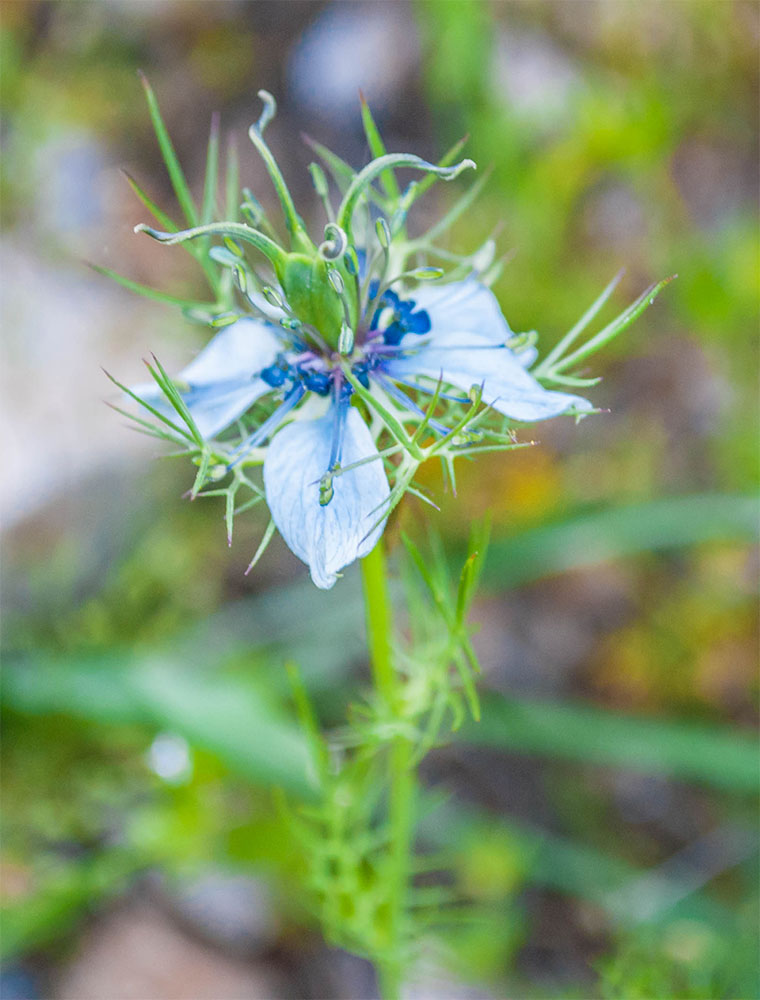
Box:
122;169;178;233
89;263;213;311
3;655;312;798
427;804;741;930
483;494;759;588
139;70;198;227
551;275;676;375
225;136;239;220
360;92;401;202
201;111;220;226
461;694;759;792
535;269;625;377
302;134;357;192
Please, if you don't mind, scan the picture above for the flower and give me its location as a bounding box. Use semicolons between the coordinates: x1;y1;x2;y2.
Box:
113;88;657;589
135;277;589;588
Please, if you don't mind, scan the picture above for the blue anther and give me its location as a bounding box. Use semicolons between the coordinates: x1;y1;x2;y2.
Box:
351;360;371;389
370;289;431;345
299;367;331;395
260;358;291;388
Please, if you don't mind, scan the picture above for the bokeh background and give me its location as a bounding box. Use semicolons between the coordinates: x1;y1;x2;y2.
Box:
1;2;758;998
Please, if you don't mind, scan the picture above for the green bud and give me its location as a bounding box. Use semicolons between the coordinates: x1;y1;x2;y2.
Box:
408;266;444;281
262;286;284;309
468;383;484;406
319;471;335;507
223;237;245;258
338;322;354;355
328;268;345;295
375;217;391;248
210;312;242;327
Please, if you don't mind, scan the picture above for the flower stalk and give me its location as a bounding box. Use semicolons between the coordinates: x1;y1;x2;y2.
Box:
361;539;415;1000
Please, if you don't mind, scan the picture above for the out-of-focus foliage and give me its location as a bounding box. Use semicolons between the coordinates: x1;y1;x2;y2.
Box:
1;1;757;997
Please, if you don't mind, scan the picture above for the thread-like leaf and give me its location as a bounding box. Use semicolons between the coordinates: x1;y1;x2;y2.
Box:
139;70;198;227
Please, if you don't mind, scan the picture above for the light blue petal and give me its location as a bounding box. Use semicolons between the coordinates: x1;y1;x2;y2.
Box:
179;317;281;385
132;318;281;438
385;280;589;421
385;330;590;421
263;407;390;589
412;278;513;344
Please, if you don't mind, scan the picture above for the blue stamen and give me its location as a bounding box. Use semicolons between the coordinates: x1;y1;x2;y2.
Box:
228;383;305;465
298;366;331;395
260;354;292;388
327;377;351;471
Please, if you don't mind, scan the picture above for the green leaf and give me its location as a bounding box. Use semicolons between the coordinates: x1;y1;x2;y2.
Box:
201;112;220;227
121;168;178;233
139;70;198;228
89;263;214;311
550;275;677;376
482;494;759;588
3;654;312;798
143;354;205;447
535;268;625;377
359;92;401;202
103;368;196;443
462;694;759;793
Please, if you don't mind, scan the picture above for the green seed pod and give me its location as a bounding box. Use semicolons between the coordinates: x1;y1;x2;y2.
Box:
275;253;345;349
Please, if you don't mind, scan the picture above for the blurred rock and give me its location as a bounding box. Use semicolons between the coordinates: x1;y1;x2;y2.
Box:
403;948;495;999
284;940;378;1000
671;137;757;232
288;1;419;122
0;241;184;529
492;27;580;124
53;899;282;1000
581;179;648;255
159;868;278;956
0;965;45;1000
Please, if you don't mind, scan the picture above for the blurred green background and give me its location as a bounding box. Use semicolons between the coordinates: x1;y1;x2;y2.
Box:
1;1;758;998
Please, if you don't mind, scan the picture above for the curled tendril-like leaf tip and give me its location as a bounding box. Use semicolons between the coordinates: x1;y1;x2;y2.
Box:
254;89;277;136
449;158;477;178
319;222;348;261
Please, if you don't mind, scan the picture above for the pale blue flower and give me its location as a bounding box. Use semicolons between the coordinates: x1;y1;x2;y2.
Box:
136;277;588;588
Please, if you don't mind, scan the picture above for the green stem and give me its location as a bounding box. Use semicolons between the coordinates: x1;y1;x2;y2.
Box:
360;541;416;1000
360;540;395;704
